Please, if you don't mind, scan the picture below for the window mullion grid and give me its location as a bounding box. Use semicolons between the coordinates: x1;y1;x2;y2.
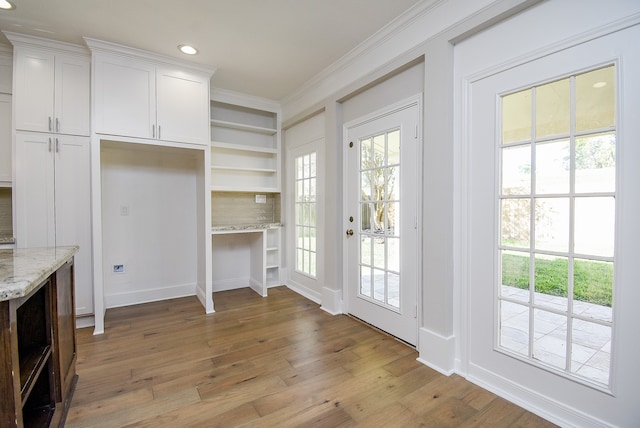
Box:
565;75;577;374
528;87;537;359
360;159;370;298
383;132;389;306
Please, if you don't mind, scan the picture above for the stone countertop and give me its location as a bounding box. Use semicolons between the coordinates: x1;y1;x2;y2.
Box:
0;246;79;302
211;223;283;232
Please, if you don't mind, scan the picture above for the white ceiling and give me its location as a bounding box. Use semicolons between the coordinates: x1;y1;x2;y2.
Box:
0;0;423;100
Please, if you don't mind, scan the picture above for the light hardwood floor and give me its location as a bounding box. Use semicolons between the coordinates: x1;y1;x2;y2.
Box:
66;287;556;427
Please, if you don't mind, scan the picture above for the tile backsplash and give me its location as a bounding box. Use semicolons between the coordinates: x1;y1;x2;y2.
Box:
0;188;12;238
211;192;281;226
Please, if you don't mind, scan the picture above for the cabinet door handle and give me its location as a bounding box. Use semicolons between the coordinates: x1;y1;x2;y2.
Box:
158;125;161;140
55;138;59;153
48;116;52;132
48;137;52;152
152;124;155;138
56;118;60;133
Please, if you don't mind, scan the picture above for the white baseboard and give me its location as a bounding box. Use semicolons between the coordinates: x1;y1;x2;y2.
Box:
105;282;196;308
466;362;611;428
286;279;322;304
76;315;94;329
249;277;266;297
195;284;215;314
212;277;249;292
417;327;456;376
320;286;342;315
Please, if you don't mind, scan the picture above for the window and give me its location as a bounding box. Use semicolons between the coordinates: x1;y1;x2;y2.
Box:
498;65;615;386
295;152;317;277
359;130;401;309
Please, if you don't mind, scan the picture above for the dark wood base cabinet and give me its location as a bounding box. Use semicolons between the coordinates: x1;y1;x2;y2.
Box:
0;258;78;427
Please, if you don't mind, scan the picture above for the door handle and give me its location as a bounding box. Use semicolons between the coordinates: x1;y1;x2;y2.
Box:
346;229;354;236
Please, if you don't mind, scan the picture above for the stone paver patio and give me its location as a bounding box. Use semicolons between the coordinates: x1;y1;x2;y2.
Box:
500;285;611;385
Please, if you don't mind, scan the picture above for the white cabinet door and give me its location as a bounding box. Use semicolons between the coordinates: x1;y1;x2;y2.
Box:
93;56;156;139
55;135;93;315
14;49;55;133
156;68;209;145
0;53;12;94
55;55;90;136
14;132;56;247
14;49;90;136
0;94;11;183
15;132;93;314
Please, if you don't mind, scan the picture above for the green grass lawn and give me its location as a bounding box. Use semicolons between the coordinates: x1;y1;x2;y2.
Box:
502;253;613;307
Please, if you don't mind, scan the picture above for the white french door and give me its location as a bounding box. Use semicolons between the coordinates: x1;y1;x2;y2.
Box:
465;25;640;424
344;98;420;346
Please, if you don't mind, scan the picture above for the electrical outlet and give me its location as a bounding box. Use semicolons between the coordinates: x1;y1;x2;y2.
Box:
255;194;267;204
113;264;125;273
120;205;129;216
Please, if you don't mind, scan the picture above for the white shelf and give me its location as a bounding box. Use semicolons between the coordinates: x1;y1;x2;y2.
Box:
211;119;277;135
211;165;277;173
210;98;280;193
210;185;279;192
210;141;278;154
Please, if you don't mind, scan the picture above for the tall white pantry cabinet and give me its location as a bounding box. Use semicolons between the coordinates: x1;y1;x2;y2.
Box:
6;33;94;317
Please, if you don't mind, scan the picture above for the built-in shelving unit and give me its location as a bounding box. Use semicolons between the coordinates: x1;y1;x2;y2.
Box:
266;227;281;287
209;91;283;294
210;100;281;192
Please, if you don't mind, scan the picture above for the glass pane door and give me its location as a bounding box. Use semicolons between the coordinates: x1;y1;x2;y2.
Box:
359;130;401;309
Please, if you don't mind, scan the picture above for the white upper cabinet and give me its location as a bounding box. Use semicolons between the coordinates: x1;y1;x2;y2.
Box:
93;55;156;139
156;67;210;144
54;55;91;135
8;34;90;136
88;39;213;145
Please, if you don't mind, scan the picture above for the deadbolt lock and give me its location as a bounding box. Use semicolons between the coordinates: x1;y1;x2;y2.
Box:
346;229;354;236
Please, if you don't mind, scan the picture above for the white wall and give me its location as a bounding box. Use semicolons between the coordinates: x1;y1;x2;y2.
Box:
100;142;199;307
341;62;424;123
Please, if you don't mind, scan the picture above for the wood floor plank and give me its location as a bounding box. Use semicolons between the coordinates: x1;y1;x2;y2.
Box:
65;287;556;427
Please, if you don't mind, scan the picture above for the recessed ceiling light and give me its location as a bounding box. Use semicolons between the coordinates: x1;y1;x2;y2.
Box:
178;44;198;55
0;0;16;10
593;81;607;89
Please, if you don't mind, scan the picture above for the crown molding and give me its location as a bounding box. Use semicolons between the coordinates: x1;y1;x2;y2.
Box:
3;31;89;57
84;37;216;76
